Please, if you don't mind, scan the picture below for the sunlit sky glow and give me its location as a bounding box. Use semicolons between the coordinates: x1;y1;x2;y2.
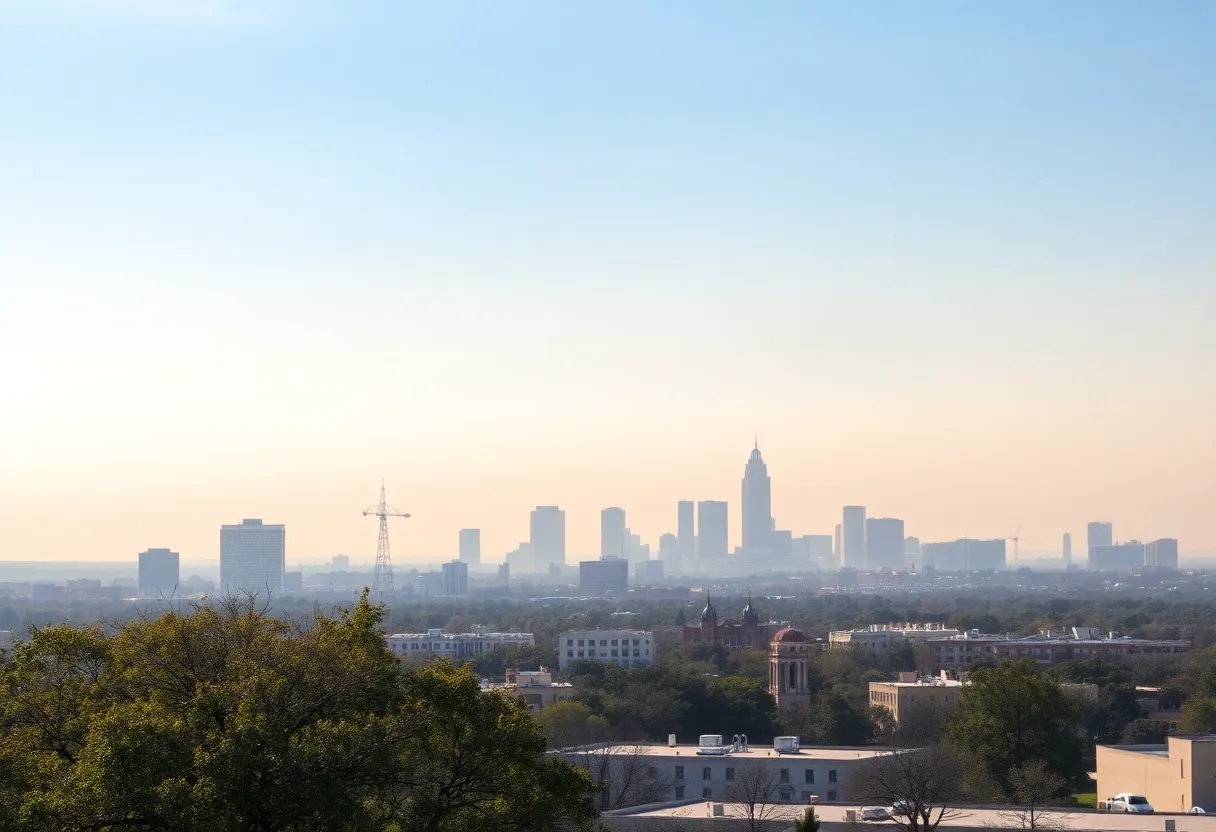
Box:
1;1;1213;563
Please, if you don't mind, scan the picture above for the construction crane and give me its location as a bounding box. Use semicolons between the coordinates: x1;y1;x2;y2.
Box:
363;482;410;595
1007;523;1023;563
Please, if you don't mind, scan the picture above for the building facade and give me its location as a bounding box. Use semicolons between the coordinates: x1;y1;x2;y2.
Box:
601;507;627;559
482;668;574;713
442;560;469;596
869;673;963;723
677;500;695;576
1087;521;1114;567
219;519;285;595
530;506;566;571
926;629;1191;672
558;629;654;671
770;628;813;714
829;623;961;652
386;628;533;660
579;558;629;595
458;528;481;565
921;538;1006;571
741;443;773;558
682;595;779;648
841;507;866;568
1097;735;1216;813
137;547;180;598
697;501;729;567
865;518;905;571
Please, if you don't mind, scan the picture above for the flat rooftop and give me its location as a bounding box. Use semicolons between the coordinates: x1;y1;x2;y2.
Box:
611;801;1216;830
571;743;894;761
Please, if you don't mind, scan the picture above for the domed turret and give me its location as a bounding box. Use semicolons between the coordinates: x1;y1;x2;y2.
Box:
771;627;806;643
700;593;717;623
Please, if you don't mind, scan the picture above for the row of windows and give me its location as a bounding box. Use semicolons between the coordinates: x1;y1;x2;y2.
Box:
567;649;649;658
674;786;837;802
674;766;836;784
566;638;649;647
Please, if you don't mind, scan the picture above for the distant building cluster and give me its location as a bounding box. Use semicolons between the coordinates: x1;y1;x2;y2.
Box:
681;594;780;649
480;667;574;713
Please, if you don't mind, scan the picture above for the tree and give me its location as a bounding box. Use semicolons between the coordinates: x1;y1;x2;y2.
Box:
946;660;1085;796
793;806;822;832
535;700;612;750
1120;718;1170;745
993;760;1070;830
562;743;669;810
817;690;872;745
1180;695;1216;734
847;746;975;832
725;762;784;832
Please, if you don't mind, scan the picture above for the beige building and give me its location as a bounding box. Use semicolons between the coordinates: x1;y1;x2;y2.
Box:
869;672;963;722
482;668;574;713
1097;735;1216;813
829;623;961;652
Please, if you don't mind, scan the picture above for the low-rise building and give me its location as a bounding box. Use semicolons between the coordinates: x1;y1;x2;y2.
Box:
1097;735;1216;813
558;629;654;671
926;627;1190;672
829;623;961;652
386;628;534;660
869;672;964;723
560;736;894;804
482;667;574;713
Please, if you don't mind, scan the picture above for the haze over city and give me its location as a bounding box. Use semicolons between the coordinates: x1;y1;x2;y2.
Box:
1;1;1213;564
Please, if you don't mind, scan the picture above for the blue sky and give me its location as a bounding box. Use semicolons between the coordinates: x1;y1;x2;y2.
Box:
1;1;1213;561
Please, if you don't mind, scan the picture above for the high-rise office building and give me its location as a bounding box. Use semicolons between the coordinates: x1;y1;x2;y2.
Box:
922;538;1006;572
834;524;842;565
677;500;695;574
904;537;922;565
1087;522;1114;569
865;518;905;571
459;529;481;565
442;560;469;596
579;558;629;595
697;500;729;566
658;532;678;570
220;519;285;594
530;506;566;571
1062;533;1072;568
842;506;866;568
741;443;773;557
138;548;179;599
1147;538;1179;570
601;507;627;560
793;534;834;569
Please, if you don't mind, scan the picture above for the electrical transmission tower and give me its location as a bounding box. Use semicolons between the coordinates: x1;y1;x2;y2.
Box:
363;482;410;594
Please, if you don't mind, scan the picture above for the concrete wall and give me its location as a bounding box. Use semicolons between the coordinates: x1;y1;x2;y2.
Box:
1095;736;1216;813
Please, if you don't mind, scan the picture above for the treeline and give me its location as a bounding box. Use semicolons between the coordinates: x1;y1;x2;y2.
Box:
0;594;598;832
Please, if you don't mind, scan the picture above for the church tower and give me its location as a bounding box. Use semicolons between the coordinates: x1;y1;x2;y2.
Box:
769;627;812;713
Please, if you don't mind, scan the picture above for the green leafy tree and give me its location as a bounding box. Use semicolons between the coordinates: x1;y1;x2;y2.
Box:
1179;695;1216;733
793;806;822;832
946;660;1084;796
817;690;872;745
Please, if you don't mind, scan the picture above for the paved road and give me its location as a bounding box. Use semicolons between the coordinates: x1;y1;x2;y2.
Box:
629;802;1216;830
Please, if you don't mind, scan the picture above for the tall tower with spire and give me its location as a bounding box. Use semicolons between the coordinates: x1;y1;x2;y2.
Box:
741;440;773;558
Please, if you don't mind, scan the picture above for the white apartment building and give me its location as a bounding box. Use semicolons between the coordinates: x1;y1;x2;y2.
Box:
386;628;534;660
561;735;893;804
220;519;285;595
558;629;655;671
828;623;961;652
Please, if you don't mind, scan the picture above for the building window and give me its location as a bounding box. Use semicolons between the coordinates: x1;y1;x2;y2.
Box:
600;640;607;646
804;769;814;784
577;639;584;646
827;790;837;801
828;770;837;783
702;787;712;799
577;650;584;657
633;649;640;657
611;639;618;646
702;767;712;781
675;786;685;799
567;650;573;657
566;639;573;646
633;639;639;646
611;650;618;657
675;766;684;780
779;788;793;801
725;768;734;781
780;768;789;783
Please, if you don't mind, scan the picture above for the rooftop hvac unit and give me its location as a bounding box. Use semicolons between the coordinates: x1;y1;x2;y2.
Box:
774;736;800;754
668;733;677;747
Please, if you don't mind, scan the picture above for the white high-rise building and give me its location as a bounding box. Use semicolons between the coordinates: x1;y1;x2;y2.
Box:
220;519;285;595
1063;533;1072;568
601;507;627;560
459;528;481;565
530;506;566;570
741;442;773;558
842;506;866;568
677;500;695;575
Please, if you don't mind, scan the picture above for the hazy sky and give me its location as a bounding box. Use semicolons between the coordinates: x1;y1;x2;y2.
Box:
1;1;1213;564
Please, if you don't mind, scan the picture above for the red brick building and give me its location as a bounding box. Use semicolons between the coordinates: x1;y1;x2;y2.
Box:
681;594;779;648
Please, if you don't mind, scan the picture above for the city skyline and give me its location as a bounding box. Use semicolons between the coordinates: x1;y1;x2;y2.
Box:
0;2;1212;562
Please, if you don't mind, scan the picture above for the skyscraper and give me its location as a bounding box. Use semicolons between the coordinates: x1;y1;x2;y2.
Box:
459;528;481;565
741;442;773;557
865;518;905;571
1087;522;1113;569
442;560;469;595
220;519;285;594
601;507;627;560
697;500;729;567
842;506;866;568
530;506;566;571
1062;533;1072;568
677;500;695;574
658;532;678;572
834;524;841;566
138;547;179;598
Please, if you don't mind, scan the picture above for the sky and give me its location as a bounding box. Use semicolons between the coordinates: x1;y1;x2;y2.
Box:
1;1;1213;564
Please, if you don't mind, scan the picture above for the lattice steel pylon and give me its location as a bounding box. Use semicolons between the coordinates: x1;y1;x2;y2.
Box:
363;481;410;594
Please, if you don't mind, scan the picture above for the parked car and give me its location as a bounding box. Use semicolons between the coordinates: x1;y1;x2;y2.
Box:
1190;806;1207;814
1107;794;1154;814
859;806;890;821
